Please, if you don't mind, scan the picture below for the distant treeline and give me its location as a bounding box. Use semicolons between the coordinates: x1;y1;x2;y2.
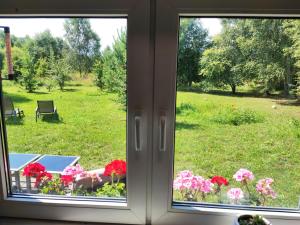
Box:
179;18;300;97
1;18;300;102
0;18;126;104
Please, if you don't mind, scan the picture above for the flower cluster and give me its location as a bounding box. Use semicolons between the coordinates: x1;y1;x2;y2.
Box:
173;170;213;201
174;168;277;206
256;178;276;199
233;168;254;182
103;160;126;177
227;188;244;202
23;163;52;187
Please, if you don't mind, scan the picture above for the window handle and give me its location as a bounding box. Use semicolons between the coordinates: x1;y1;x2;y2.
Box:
135;115;142;151
159;115;167;152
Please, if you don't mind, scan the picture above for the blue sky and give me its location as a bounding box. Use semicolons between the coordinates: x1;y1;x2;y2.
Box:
0;18;221;50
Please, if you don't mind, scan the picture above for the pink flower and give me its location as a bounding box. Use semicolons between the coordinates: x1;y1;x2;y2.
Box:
233;168;254;182
227;188;244;201
179;170;194;178
62;164;85;177
256;178;277;199
198;178;214;193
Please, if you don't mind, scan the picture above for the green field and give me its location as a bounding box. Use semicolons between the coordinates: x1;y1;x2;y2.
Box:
3;81;300;208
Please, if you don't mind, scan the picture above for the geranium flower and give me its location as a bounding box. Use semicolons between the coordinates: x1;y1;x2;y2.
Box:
62;164;85;177
35;171;52;187
227;188;244;201
256;178;277;199
60;175;74;186
211;176;229;187
23;163;45;177
103;160;126;177
233;168;254;182
199;178;214;193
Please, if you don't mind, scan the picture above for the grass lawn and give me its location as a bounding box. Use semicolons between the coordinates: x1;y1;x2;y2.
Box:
175;90;300;208
3;80;126;171
3;80;300;208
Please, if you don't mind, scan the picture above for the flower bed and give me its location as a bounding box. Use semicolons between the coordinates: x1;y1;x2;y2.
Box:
22;159;127;197
173;168;276;206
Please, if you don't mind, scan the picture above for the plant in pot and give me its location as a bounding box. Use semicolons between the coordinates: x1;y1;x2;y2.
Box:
234;215;272;225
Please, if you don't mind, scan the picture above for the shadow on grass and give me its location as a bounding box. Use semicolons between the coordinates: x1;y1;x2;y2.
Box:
176;121;200;130
5;117;24;126
66;83;83;87
39;114;64;124
32;91;49;95
178;88;292;100
2;92;31;103
62;88;78;92
274;99;300;106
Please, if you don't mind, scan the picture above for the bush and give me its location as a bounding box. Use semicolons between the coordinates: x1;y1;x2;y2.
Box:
176;103;198;115
213;105;264;126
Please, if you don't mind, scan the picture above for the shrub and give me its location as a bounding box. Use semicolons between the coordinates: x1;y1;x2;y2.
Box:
213;105;264;126
176;103;198;115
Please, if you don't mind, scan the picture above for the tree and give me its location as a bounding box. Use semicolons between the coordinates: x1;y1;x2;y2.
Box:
64;18;101;77
200;19;250;94
241;19;295;96
102;30;127;105
284;20;300;98
48;56;70;91
177;19;210;87
93;58;104;90
19;52;38;92
27;30;66;65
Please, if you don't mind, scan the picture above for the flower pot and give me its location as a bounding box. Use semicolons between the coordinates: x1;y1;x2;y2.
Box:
233;215;272;225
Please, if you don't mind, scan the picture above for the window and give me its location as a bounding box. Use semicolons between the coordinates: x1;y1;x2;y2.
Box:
1;0;300;225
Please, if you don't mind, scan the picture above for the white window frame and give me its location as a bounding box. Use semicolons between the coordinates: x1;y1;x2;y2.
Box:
0;0;153;224
151;0;300;225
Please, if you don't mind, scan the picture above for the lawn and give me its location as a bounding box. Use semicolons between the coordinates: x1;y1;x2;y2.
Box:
175;90;300;208
3;80;300;208
3;80;126;171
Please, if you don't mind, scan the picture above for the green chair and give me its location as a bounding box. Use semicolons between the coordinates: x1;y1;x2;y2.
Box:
36;100;58;122
3;96;24;119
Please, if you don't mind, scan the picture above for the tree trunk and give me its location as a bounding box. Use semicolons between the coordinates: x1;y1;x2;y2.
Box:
231;84;236;94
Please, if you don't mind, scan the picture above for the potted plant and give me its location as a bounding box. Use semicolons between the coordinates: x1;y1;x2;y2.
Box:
233;215;272;225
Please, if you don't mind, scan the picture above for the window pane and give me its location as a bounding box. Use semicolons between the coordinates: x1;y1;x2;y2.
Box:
1;18;128;199
173;17;300;209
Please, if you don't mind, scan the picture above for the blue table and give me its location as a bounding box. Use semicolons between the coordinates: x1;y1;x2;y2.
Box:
9;153;41;191
34;155;80;173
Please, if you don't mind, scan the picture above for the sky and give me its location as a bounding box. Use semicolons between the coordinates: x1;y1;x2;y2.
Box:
0;18;221;50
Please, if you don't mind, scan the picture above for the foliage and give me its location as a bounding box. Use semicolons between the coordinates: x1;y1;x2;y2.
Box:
212;105;264;126
102;30;127;106
19;52;38;92
96;182;126;197
48;56;70;90
26;30;66;66
238;215;268;225
93;59;104;90
178;19;210;87
39;177;65;195
64;18;101;77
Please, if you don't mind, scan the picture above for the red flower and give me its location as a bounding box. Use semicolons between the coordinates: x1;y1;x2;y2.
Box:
211;176;229;187
103;160;126;177
60;175;74;186
35;171;52;187
23;163;45;177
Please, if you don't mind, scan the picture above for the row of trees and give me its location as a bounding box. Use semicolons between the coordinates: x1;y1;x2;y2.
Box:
178;18;300;97
1;18;300;103
0;19;127;104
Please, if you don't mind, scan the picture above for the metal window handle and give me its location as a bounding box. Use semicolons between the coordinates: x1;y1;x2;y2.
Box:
159;115;166;152
135;116;141;151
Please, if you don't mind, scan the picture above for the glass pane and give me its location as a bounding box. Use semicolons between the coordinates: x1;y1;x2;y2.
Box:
173;17;300;209
1;18;128;199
